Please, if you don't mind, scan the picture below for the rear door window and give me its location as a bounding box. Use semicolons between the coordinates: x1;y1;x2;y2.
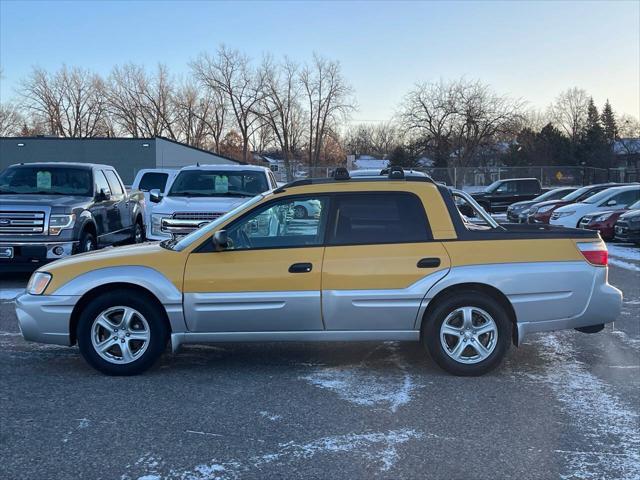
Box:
138;172;169;192
328;193;431;245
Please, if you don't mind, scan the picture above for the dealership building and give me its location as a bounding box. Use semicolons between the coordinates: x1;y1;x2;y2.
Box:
0;136;240;184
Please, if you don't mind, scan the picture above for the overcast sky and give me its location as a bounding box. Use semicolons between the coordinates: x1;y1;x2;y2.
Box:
1;0;638;122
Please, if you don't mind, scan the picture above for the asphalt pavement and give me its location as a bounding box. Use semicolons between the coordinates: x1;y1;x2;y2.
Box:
0;246;638;480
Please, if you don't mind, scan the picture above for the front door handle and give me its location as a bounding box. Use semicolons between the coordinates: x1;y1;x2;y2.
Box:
417;257;441;268
289;262;313;273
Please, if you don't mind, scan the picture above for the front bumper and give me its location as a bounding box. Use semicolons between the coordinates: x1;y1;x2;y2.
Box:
614;222;640;243
0;241;77;270
15;292;80;346
516;267;622;343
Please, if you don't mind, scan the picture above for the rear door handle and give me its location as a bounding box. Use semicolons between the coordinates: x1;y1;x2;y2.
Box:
289;262;313;273
417;257;441;268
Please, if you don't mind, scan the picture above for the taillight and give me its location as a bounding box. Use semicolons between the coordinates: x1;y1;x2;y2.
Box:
577;241;608;266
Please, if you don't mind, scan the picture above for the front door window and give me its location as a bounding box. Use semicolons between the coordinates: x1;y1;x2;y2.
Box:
226;196;328;250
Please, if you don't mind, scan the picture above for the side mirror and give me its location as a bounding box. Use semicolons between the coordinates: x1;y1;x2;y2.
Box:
96;188;110;201
213;230;228;251
606;199;617;206
149;189;163;203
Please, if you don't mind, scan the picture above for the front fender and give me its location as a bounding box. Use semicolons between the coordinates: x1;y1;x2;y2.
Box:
53;265;187;333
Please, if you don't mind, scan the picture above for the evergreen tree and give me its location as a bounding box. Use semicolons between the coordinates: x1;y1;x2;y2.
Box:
600;100;618;143
579;98;610;168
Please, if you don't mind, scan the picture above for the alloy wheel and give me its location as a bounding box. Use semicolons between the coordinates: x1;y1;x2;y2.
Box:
439;306;498;364
91;306;150;364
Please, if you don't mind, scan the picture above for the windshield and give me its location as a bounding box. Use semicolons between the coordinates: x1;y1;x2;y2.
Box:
162;194;265;252
168;170;269;197
534;188;572;202
0;166;93;196
582;188;625;204
561;185;593;202
628;200;640;210
484;180;503;193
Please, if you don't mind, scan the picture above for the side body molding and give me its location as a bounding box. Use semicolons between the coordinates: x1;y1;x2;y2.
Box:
53;266;187;333
416;261;597;331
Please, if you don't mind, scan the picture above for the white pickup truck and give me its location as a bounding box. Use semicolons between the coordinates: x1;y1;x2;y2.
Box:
146;164;278;241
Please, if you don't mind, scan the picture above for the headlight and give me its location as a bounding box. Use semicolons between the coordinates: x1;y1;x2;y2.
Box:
629;217;640;224
554;211;575;218
49;214;75;235
152;214;170;235
537;205;555;213
593;213;613;222
519;208;530;215
27;272;52;295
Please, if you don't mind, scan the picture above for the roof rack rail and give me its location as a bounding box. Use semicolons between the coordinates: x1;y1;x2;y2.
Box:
387;166;405;179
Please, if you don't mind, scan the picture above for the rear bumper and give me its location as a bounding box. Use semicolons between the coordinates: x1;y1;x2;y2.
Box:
516;267;622;344
15;293;79;346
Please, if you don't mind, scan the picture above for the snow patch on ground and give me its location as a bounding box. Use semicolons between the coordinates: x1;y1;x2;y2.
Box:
0;288;23;302
259;411;282;421
299;343;421;412
533;333;640;479
608;245;640;261
124;429;424;479
609;258;640;272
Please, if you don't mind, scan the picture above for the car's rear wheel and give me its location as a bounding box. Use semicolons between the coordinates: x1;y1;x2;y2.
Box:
77;291;168;375
423;291;511;376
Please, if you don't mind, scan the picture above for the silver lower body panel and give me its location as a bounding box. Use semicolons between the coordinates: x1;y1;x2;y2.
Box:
171;330;419;352
15;293;80;346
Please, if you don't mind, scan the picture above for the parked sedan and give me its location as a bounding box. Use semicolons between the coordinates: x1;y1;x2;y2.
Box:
615;208;640;244
527;183;627;224
550;185;640;228
506;187;576;223
578;199;640;241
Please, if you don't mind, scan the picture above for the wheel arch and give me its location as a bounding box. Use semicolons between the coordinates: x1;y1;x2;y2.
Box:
55;266;186;345
69;283;171;345
419;282;518;346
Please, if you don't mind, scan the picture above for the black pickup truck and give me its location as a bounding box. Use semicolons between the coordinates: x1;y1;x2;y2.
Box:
0;162;145;270
470;178;548;213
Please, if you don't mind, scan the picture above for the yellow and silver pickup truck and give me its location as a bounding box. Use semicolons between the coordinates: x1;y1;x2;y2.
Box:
16;168;622;376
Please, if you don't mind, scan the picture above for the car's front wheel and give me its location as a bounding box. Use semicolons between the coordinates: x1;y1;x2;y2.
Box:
133;220;145;244
423;291;511;376
77;290;168;375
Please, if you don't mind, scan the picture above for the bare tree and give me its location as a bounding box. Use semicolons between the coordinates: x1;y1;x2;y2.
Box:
0;101;24;136
173;80;227;151
344;122;399;157
300;54;355;168
259;57;305;179
399;79;523;169
548;87;590;143
106;63;176;138
19;66;109;137
191;46;264;163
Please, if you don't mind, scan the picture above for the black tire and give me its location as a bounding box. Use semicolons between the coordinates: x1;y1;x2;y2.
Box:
76;290;169;375
422;291;511;376
132;219;145;244
79;230;96;253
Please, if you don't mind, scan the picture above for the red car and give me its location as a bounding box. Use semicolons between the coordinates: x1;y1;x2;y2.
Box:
527;183;628;224
579;199;640;240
